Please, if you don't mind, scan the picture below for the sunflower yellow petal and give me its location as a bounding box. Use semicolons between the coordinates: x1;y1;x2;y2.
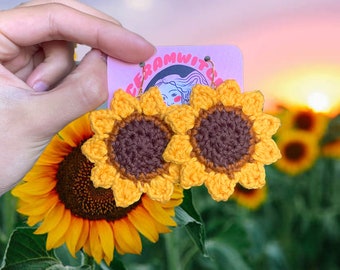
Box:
140;86;167;116
83;239;92;257
14;179;56;196
143;177;174;203
89;110;115;135
190;84;218;111
110;89;141;119
204;173;238;201
96;220;114;263
91;163;117;189
180;158;208;189
163;135;192;164
58;113;92;147
252;113;281;137
46;209;72;250
236;162;266;189
34;203;64;235
253;138;282;165
238;91;264;116
81;137;108;164
65;216;85;257
142;196;176;226
27;214;45;227
76;219;89;252
112;178;142;207
89;221;104;264
217;80;241;106
112;218;142;254
164;105;197;134
153;220;172;234
128;207;159;243
18;194;58;217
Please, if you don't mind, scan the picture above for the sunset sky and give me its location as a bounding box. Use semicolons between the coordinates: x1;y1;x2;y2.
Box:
2;0;340;113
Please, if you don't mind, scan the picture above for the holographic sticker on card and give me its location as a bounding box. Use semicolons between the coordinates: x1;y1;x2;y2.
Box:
107;45;243;106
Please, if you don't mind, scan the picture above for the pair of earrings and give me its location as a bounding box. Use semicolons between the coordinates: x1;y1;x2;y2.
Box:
81;58;282;208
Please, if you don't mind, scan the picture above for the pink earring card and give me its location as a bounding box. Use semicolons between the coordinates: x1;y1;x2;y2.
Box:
107;45;243;106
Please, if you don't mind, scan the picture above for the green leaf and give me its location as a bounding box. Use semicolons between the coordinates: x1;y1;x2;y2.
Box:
175;189;208;256
205;240;251;270
0;227;60;270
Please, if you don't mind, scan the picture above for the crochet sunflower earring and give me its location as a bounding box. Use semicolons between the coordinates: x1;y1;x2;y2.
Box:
82;58;282;206
163;79;282;201
81;85;180;208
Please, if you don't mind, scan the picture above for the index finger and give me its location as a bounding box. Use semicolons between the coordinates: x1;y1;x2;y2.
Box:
0;3;155;63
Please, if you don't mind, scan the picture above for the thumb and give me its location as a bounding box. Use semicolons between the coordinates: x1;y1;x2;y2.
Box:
31;49;108;136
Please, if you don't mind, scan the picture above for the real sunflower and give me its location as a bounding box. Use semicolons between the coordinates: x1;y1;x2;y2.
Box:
278;107;328;139
163;80;281;201
321;139;340;158
231;184;267;210
82;87;180;207
274;130;319;175
11;114;183;265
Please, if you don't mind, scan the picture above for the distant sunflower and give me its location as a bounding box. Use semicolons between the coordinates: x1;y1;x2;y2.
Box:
12;114;183;265
321;139;340;158
163;80;281;201
231;184;267;210
82;87;180;207
279;107;328;139
275;130;319;175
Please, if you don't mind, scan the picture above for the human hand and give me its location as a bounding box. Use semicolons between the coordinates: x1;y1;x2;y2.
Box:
0;0;155;195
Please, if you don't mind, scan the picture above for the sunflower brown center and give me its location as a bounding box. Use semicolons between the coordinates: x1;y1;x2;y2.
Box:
107;113;172;182
56;143;139;221
284;141;306;161
294;112;314;131
190;104;256;177
235;184;256;196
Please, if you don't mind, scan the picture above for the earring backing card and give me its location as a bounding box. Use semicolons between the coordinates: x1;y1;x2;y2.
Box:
107;45;243;106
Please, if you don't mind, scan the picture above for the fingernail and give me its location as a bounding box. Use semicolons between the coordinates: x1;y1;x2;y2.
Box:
33;81;49;92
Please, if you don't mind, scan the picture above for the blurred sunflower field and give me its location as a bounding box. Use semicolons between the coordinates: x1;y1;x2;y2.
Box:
1;93;340;269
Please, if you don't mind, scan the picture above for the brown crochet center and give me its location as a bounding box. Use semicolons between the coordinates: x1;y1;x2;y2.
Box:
56;143;139;220
190;103;257;178
107;113;172;182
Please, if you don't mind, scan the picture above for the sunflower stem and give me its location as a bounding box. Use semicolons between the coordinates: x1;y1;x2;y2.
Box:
164;231;182;270
81;251;96;269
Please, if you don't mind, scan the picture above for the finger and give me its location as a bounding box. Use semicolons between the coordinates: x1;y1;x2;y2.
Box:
29;49;108;136
17;0;122;25
0;4;155;63
26;41;75;91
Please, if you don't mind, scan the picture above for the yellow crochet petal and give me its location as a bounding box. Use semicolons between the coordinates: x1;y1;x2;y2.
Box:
163;163;181;183
238;91;264;116
112;178;142;207
163;135;192;164
190;84;218;111
204;173;238;201
252;113;281;138
110;89;141;120
140;86;167;116
164;104;198;134
217;80;241;107
253;138;282;165
91;163;117;189
81;137;108;164
236;162;266;189
89;110;115;135
180;158;208;189
164;105;197;135
143;177;174;203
